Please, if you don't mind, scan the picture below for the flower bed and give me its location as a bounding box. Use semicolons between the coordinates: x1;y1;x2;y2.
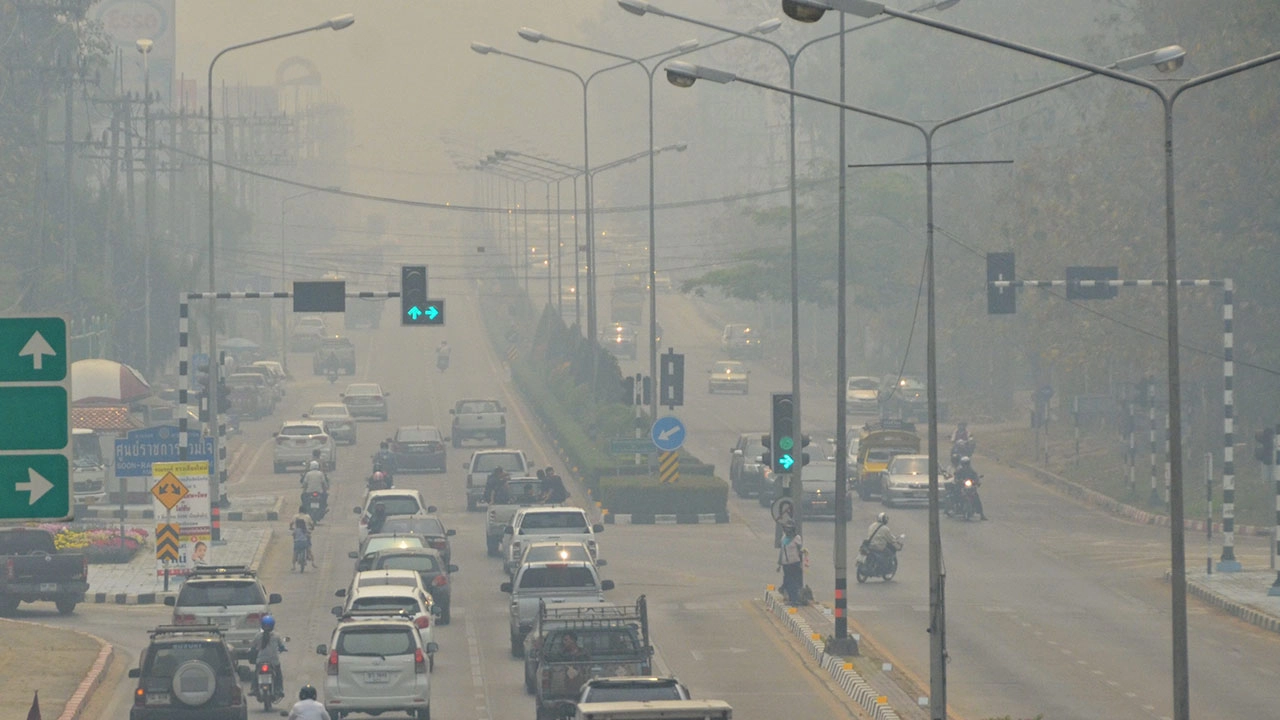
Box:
35;524;149;564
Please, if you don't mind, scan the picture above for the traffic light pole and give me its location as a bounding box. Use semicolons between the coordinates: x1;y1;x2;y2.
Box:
1269;429;1280;596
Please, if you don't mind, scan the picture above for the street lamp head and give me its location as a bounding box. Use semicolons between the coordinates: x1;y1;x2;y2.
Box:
782;0;884;23
675;39;700;52
934;0;962;10
1153;45;1186;73
754;18;784;35
518;27;545;43
470;41;495;55
326;13;355;31
665;61;736;87
135;38;154;54
673;142;688;152
618;0;655;16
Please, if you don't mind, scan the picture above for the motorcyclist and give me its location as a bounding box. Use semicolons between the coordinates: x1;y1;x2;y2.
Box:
372;442;396;483
950;421;970;444
436;340;451;371
290;509;316;567
949;422;974;466
368;470;390;491
367;502;389;535
287;684;331;720
249;615;286;700
865;512;895;563
300;461;330;517
950;456;987;520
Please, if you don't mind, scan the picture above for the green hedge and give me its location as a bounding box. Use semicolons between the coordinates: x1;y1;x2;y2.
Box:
597;474;728;515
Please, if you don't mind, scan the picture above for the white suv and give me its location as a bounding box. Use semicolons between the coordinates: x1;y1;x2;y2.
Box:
502;506;603;575
272;420;337;473
317;613;433;719
354;489;432;544
164;565;282;661
331;584;438;671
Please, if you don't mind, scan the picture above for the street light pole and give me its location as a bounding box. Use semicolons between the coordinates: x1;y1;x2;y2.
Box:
136;38;154;374
204;13;353;507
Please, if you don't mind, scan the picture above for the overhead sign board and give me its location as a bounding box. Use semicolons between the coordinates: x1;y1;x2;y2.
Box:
293;280;346;312
0;316;71;521
115;425;214;477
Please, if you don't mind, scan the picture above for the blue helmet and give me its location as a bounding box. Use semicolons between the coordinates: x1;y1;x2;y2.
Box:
260;614;275;631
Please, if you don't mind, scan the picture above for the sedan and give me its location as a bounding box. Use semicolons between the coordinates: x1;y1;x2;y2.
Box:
306;402;357;445
390;425;448;472
379;515;456;568
798;462;852;520
355;547;458;625
707;360;750;394
341;382;390;420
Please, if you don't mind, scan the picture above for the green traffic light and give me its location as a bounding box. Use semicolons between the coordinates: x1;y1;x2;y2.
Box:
779;436;794;451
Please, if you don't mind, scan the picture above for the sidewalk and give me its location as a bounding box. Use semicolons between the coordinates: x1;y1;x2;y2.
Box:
1172;570;1280;634
88;524;273;604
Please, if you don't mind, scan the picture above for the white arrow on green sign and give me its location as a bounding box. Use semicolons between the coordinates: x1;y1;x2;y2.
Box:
0;315;72;521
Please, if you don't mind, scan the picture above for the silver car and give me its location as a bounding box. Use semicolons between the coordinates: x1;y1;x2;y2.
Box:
317;614;433;718
164;566;282;661
307;403;357;445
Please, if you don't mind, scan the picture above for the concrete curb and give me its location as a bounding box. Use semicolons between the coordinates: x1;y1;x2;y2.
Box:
1166;570;1280;635
88;527;274;605
762;590;901;720
1013;461;1272;537
604;512;730;525
0;619;114;720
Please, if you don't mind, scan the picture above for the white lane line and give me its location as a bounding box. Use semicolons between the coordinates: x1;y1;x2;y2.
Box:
465;612;491;720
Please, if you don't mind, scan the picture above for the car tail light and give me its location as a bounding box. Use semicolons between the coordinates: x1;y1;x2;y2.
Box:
259;663;271;674
429;540;446;550
414;648;427;674
432;574;448;587
415;615;430;629
134;687;146;705
327;650;339;676
244;613;262;624
173;613;196;624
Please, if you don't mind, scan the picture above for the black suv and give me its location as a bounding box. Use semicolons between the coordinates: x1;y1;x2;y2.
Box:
729;432;770;501
129;625;251;720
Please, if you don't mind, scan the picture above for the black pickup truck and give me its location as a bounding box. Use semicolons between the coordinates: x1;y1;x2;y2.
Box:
0;527;90;615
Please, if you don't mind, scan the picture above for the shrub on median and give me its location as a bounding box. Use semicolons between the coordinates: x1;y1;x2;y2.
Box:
597;474;728;516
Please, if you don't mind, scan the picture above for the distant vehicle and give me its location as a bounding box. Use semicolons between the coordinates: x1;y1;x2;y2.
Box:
729;432;769;501
601;322;638;360
574;700;733;720
464;448;532;512
500;560;615;656
389;425;448;473
707;360;750;394
272;420;336;473
354;489;434;544
71;428;106;504
225;372;273;419
379;514;456;568
502;506;604;576
450;398;507;447
0;527;89;615
878;375;948;422
486;476;553;557
330;583;437;670
289;316;327;352
313;335;357;375
845;376;880;415
798;462;852;520
854;420;921;501
234;364;283;403
880;453;944;508
579;676;691;705
355;547;457;624
306;402;357;445
341;382;390;421
720;323;762;359
530;598;653;719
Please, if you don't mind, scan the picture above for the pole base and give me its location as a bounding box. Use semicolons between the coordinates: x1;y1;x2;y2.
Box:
1268;581;1280;597
1215;559;1242;573
824;635;860;657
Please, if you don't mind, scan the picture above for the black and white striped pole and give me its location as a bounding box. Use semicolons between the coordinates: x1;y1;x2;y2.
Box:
1149;389;1159;507
1269;430;1280;596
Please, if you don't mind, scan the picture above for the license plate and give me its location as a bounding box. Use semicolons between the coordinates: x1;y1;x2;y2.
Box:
258;673;273;683
146;692;170;705
40;583;56;592
365;671;390;683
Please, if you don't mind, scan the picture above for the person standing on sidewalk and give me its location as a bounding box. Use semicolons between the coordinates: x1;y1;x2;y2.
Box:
776;520;806;605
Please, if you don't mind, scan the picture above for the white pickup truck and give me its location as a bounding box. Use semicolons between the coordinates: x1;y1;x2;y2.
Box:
576;701;733;720
464;448;531;512
450;399;507;447
502;506;603;576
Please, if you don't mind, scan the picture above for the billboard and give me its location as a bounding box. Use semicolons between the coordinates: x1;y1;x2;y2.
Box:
91;0;176;108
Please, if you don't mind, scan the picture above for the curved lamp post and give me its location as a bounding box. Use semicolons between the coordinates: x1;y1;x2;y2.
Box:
204;13;353;508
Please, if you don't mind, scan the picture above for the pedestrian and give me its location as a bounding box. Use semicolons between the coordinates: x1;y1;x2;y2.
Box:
540;466;569;504
776;520;805;605
484;467;510;505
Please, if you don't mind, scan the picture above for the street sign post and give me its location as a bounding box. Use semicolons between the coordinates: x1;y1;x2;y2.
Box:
151;461;211;585
651;416;686;453
0;316;71;521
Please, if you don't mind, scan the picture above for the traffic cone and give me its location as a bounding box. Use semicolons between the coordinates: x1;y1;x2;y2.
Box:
27;690;40;720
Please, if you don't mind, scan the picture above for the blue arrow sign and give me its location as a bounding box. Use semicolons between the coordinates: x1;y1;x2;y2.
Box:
650;416;686;452
425;305;439;320
407;306;423;320
778;454;795;470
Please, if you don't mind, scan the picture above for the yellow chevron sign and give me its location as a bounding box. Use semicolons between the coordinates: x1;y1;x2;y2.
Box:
156;523;181;562
659;451;679;484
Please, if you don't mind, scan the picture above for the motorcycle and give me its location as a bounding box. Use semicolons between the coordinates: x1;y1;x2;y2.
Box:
856;533;904;583
950;436;976;468
302;491;327;524
945;475;983;521
367;471;393;491
292;534;309;573
252;654;286;710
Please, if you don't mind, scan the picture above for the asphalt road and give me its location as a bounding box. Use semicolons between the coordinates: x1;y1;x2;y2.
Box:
28;275;864;720
622;288;1280;720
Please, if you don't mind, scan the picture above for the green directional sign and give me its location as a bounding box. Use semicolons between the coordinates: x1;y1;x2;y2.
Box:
0;317;67;382
0;455;70;520
0;315;71;521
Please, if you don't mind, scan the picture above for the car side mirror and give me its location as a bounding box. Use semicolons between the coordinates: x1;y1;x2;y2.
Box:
316;644;328;656
128;667;140;678
426;641;439;654
334;588;347;598
269;593;283;605
348;551;358;559
446;529;456;537
596;558;607;567
592;524;605;533
164;596;176;606
353;506;362;514
500;581;513;593
427;505;438;514
732;449;743;457
448;564;459;573
601;579;615;591
331;606;343;617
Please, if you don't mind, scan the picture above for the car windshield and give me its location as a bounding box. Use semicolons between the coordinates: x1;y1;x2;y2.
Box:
506;480;543;501
363;536;427;555
518;566;598;589
280;424;323;437
848;378;878;391
519;511;588;531
379;554;441;574
524;544;591;564
336;627;416;657
350;596;419;614
368;496;422;517
345;384;382;396
381;516;445;536
891;457;928;474
176;580;265;607
396;428;440;443
472;453;525;473
357;574;419;588
311;405;349;418
586;683;683;702
458;400;500;413
145;642;231;676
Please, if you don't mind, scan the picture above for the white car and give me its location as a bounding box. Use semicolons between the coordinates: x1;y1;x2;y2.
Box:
845;375;881;415
502;506;603;575
307;402;357;445
272;420;336;473
516;539;605;577
317;614;433;718
880;453;940;508
332;584;438;670
355;489;432;544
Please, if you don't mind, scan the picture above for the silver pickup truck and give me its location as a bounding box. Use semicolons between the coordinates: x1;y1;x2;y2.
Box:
485;476;547;557
464;448;530;512
500;560;614;657
450;398;506;447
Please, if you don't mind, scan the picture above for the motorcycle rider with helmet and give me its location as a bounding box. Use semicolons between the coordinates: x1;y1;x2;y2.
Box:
866;512;894;560
949;456;987;520
372;441;396;486
300;461;329;517
249;615;287;701
287;684;331;720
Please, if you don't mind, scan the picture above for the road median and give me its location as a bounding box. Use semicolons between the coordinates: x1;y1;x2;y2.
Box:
0;618;111;720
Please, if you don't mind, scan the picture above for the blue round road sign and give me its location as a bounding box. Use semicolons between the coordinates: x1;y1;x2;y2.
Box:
650;416;686;452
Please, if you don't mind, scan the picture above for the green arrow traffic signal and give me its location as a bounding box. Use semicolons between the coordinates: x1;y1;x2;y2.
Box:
779;454;795;470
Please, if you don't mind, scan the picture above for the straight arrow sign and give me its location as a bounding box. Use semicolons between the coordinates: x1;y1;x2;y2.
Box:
19;332;56;371
16;468;53;505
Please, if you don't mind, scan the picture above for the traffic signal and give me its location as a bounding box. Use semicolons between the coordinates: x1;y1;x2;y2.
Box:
216;380;231;413
660;351;685;407
621;376;636;405
401;265;428;325
1255;427;1275;465
770;393;796;474
800;433;812;467
986;252;1015;315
